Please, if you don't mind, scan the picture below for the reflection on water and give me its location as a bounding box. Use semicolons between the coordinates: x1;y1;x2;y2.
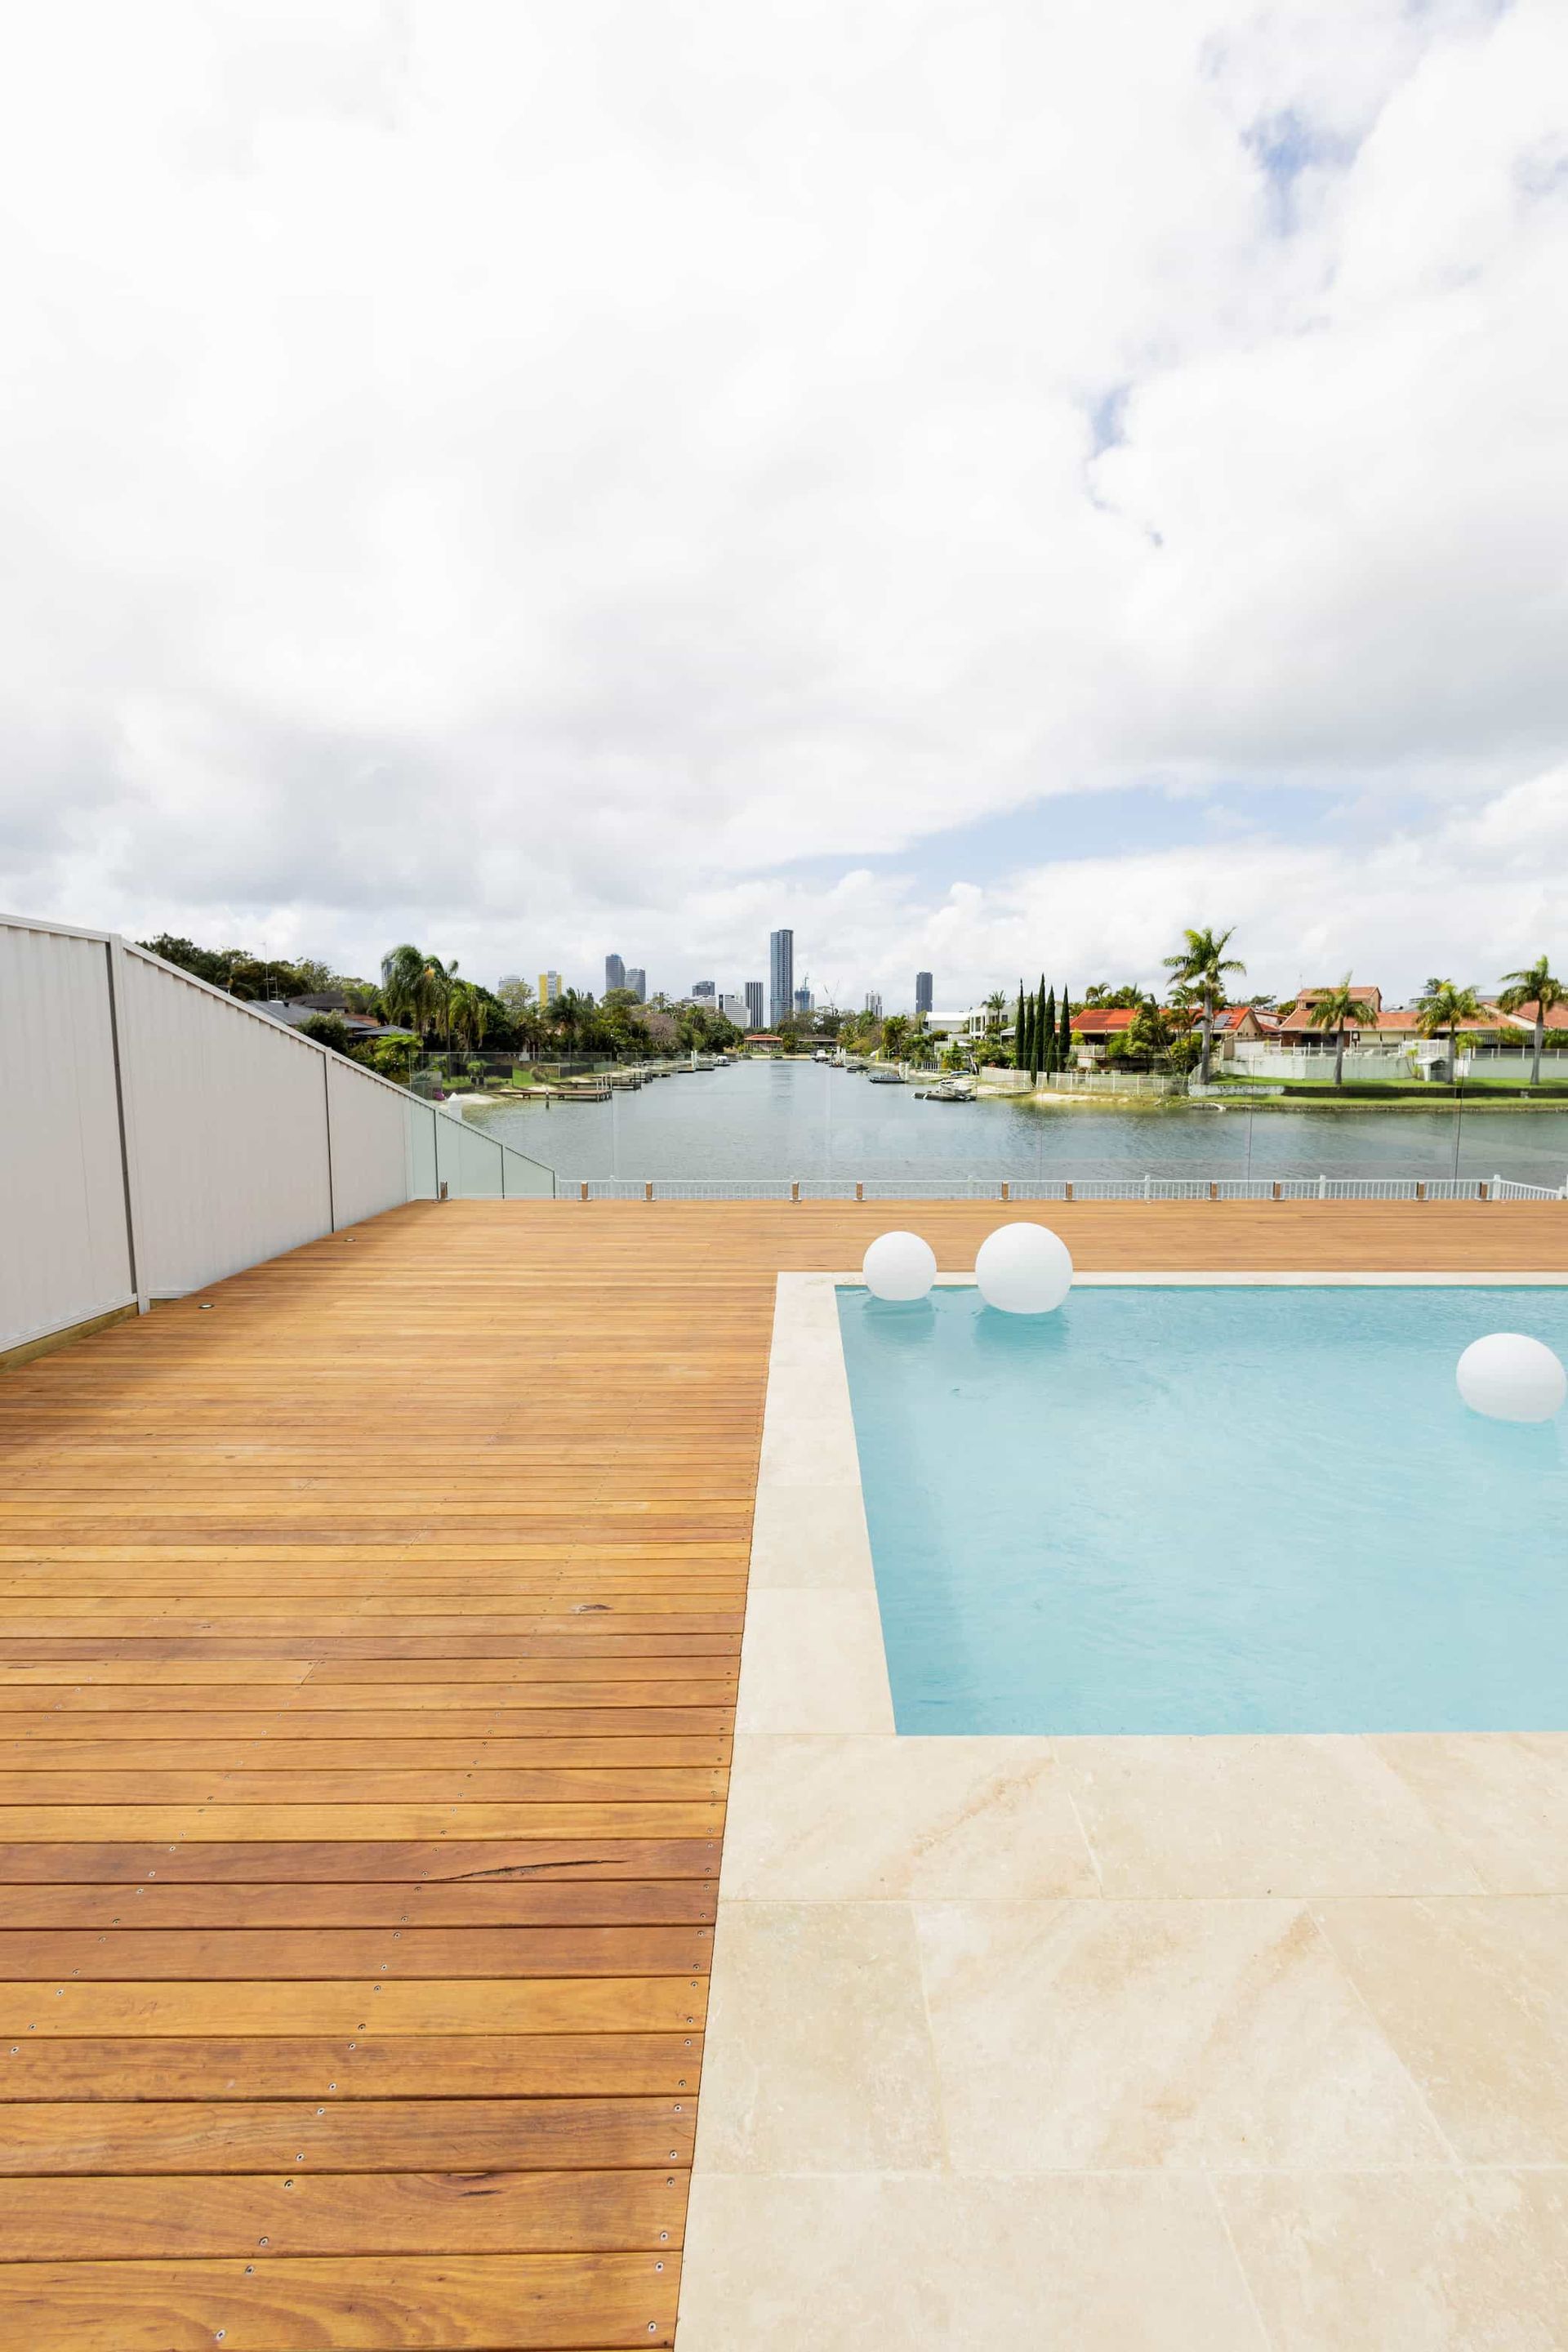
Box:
464;1057;1568;1187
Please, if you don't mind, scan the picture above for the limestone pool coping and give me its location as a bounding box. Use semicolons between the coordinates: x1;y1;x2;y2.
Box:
675;1269;1568;2350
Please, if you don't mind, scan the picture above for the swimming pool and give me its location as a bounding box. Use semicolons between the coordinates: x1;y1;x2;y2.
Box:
837;1282;1568;1735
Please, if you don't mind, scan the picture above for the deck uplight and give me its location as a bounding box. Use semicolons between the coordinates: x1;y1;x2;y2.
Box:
862;1231;937;1301
975;1222;1073;1315
1456;1333;1566;1423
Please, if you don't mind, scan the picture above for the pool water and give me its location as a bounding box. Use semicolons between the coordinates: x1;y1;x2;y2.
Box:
837;1284;1568;1735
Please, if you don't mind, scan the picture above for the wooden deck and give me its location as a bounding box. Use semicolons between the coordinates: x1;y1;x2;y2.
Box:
0;1198;1561;2350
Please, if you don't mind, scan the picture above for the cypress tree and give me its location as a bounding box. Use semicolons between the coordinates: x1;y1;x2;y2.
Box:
1059;987;1073;1067
1043;983;1056;1076
1014;984;1027;1072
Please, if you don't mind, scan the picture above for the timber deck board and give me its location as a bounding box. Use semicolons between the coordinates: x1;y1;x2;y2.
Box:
0;1196;1561;2348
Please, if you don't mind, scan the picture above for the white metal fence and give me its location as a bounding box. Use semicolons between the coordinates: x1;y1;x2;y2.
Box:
2;915;554;1354
570;1174;1566;1203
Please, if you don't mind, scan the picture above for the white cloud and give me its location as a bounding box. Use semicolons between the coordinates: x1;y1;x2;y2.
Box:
0;0;1563;1004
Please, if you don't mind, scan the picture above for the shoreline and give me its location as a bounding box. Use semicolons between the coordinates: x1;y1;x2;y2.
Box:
978;1089;1568;1116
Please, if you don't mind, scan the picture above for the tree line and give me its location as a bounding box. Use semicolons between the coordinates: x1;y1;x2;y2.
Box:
137;934;746;1078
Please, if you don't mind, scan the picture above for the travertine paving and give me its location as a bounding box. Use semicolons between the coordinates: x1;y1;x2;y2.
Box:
679;1271;1568;2350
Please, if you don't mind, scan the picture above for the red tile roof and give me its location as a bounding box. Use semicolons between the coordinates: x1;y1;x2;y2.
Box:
1490;1000;1568;1030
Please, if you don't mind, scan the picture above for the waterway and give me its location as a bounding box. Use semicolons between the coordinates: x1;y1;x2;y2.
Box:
461;1058;1568;1188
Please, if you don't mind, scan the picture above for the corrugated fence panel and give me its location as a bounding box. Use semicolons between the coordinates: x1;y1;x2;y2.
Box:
326;1053;417;1227
120;951;334;1295
0;924;135;1349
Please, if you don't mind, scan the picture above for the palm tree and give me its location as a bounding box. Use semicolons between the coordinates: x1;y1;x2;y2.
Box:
1163;925;1245;1086
880;1013;911;1063
1415;978;1483;1083
448;980;489;1055
982;991;1007;1034
1498;954;1564;1087
379;943;429;1034
1306;974;1379;1087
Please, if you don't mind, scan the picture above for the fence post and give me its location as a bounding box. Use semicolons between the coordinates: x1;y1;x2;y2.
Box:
644;1180;653;1201
1317;1174;1327;1200
1143;1174;1151;1202
1493;1172;1502;1200
1000;1180;1009;1203
855;1182;864;1202
1416;1180;1426;1200
1209;1181;1218;1201
791;1180;800;1203
1272;1180;1281;1200
103;935;150;1314
579;1179;589;1202
1064;1181;1073;1203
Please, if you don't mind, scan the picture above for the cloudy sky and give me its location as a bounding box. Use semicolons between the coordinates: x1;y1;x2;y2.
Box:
2;0;1564;1009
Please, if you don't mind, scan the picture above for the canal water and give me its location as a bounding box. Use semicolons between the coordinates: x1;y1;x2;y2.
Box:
464;1058;1568;1188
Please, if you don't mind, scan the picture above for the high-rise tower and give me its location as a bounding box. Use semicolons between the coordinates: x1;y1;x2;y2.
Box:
915;970;933;1016
768;929;794;1027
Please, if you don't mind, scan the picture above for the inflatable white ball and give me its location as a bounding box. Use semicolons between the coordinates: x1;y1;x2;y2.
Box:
1456;1332;1566;1423
975;1222;1073;1315
862;1230;937;1302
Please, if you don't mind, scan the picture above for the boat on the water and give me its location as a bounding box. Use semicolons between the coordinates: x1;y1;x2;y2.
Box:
868;1066;908;1085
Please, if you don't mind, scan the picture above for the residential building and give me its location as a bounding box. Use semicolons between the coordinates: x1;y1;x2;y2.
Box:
538;969;564;1009
915;970;933;1016
769;929;794;1027
1210;1004;1282;1057
864;991;883;1018
927;1007;996;1041
794;985;813;1017
604;953;626;992
626;968;646;1002
719;993;747;1027
1071;1007;1138;1057
255;1000;389;1042
693;981;715;1003
745;980;764;1029
1276;987;1383;1039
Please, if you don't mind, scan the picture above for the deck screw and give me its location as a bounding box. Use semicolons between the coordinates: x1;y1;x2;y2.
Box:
257;2238;268;2247
284;2179;294;2189
317;2108;324;2115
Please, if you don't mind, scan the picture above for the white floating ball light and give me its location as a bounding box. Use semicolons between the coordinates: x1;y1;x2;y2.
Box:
1456;1333;1566;1423
975;1222;1073;1315
862;1230;937;1302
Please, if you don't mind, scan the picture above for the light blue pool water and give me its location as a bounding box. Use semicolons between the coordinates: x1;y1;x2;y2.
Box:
837;1284;1568;1735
